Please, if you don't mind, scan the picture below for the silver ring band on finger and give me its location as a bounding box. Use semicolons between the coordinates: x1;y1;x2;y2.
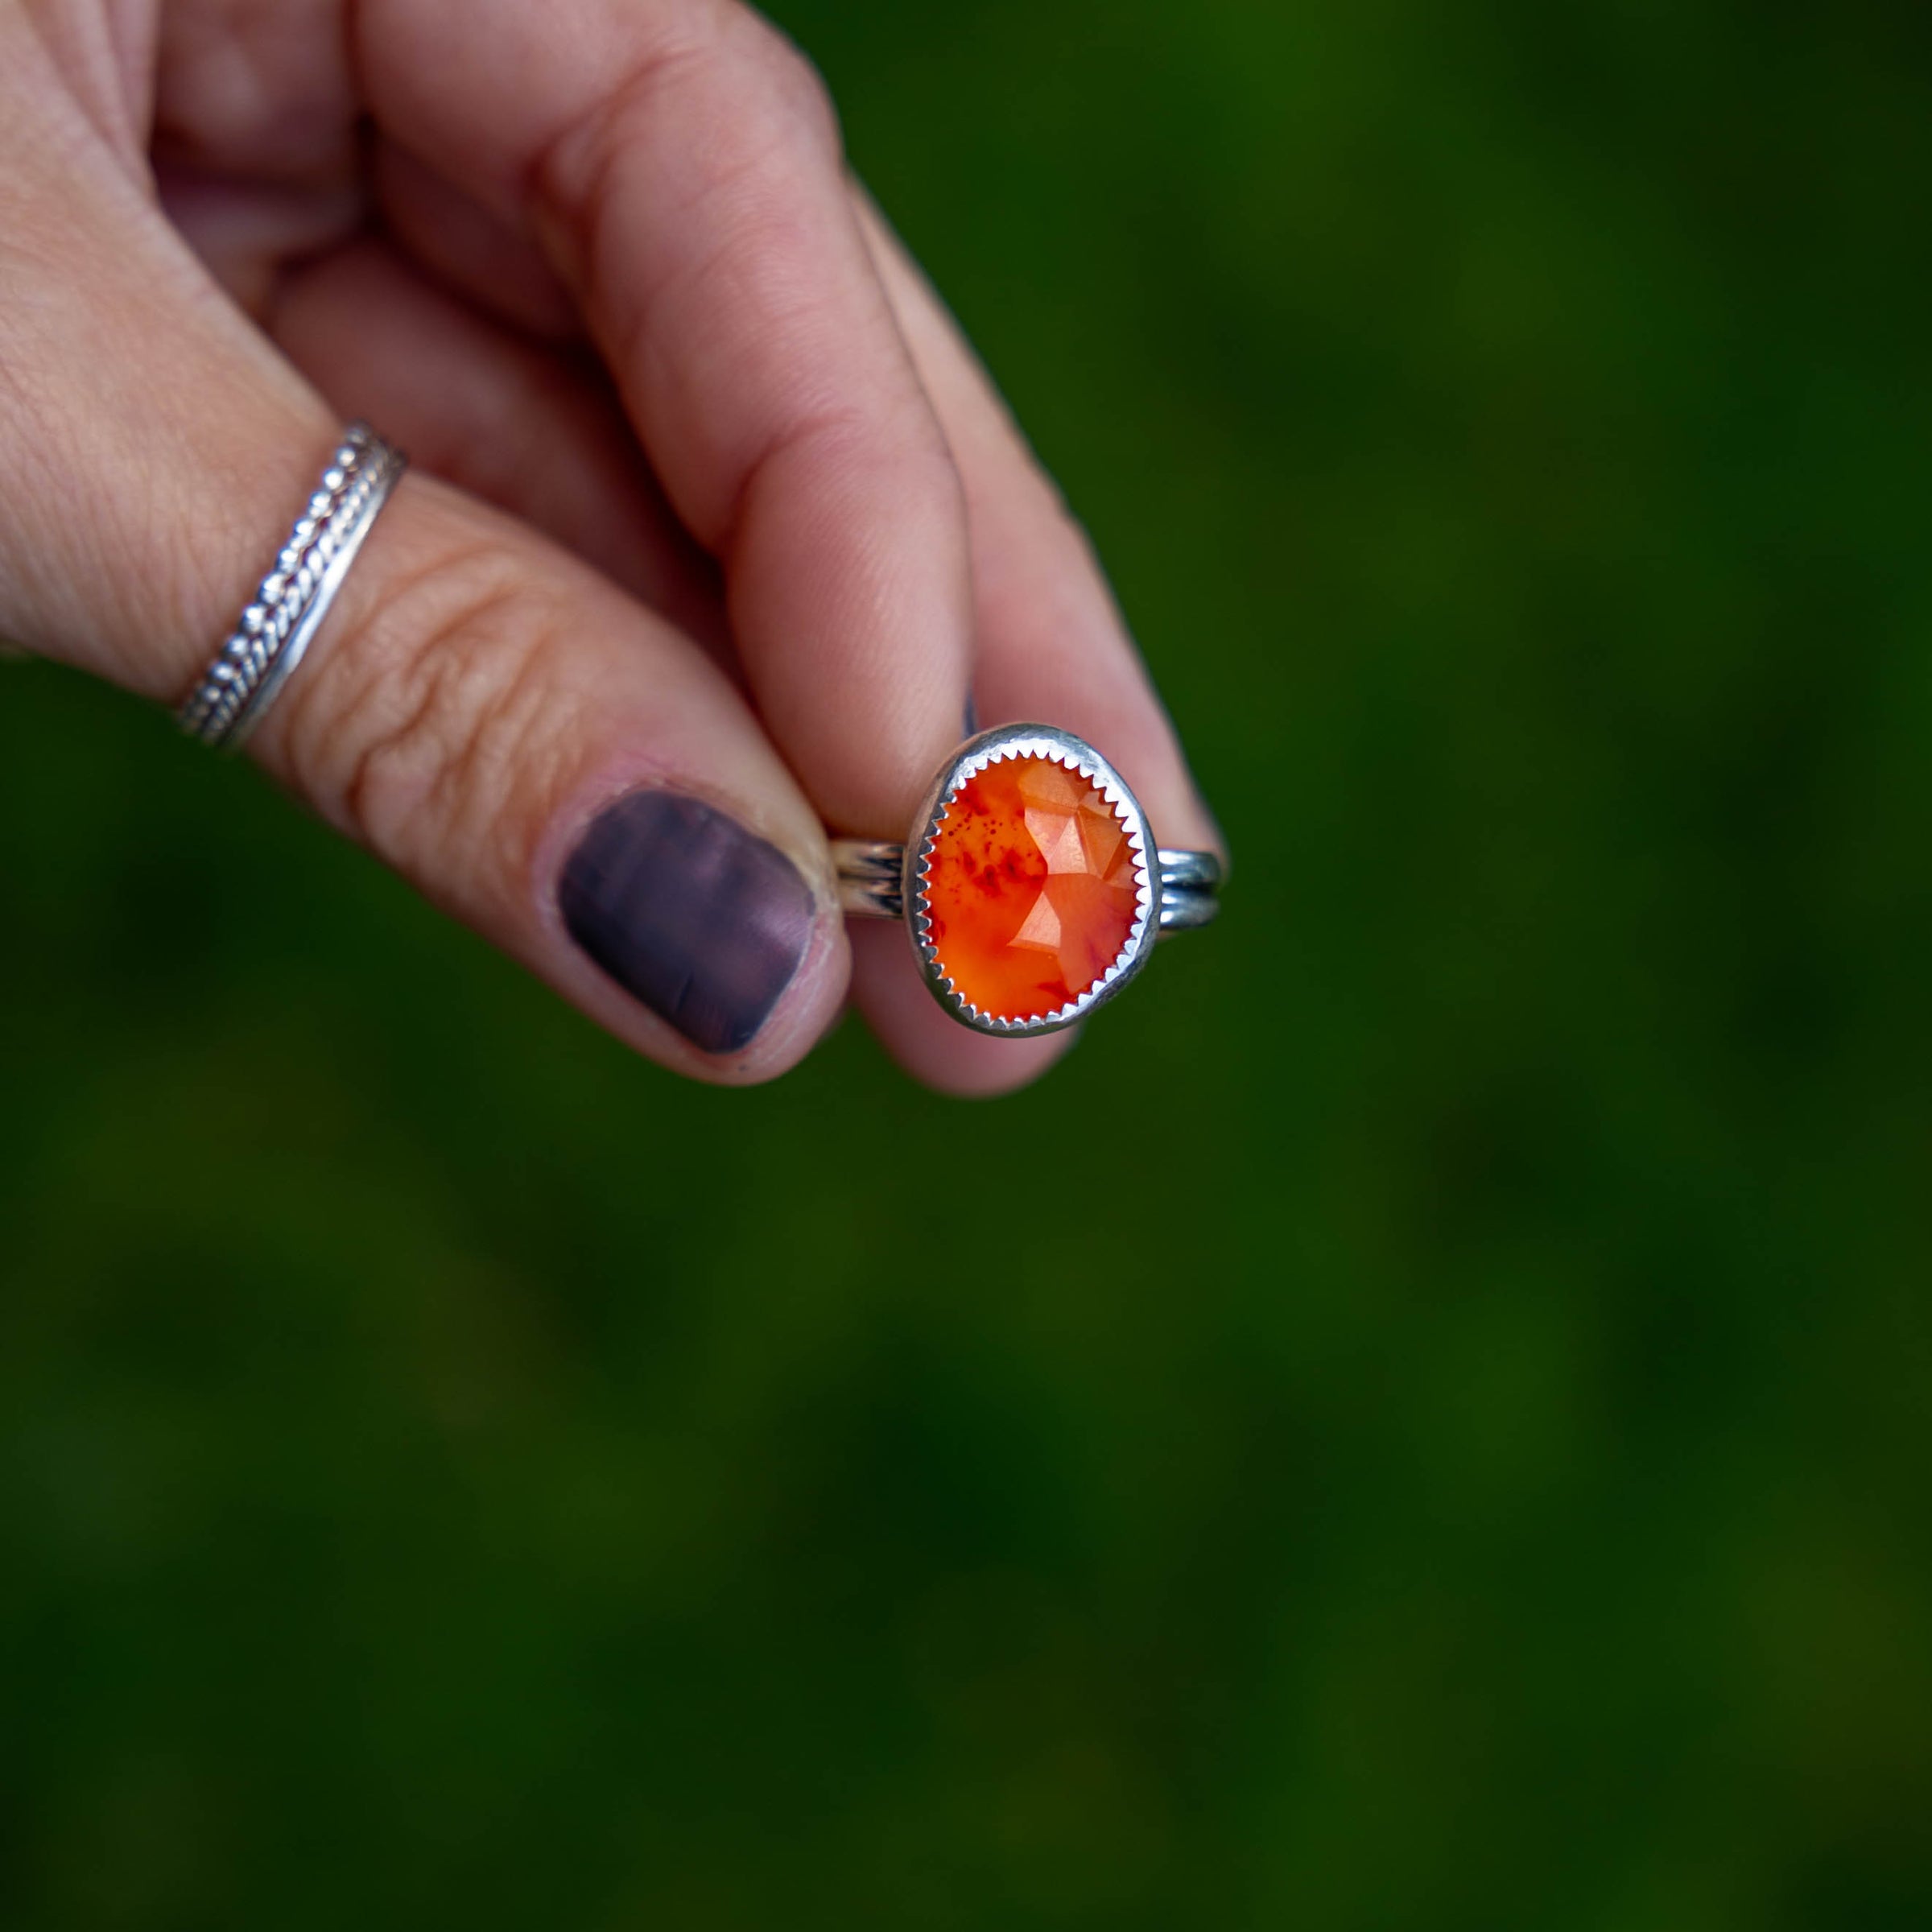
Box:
831;723;1223;1037
177;423;407;751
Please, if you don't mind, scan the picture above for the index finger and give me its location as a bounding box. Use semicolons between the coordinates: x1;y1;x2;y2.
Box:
356;0;972;837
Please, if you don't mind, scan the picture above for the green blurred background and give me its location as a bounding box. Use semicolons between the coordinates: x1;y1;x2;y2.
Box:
5;0;1932;1924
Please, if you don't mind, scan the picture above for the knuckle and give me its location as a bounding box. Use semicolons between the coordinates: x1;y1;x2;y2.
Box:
275;526;571;913
537;10;841;217
741;21;841;157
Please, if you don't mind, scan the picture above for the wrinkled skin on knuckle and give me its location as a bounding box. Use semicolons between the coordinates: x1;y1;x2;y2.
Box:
536;8;844;334
272;523;580;930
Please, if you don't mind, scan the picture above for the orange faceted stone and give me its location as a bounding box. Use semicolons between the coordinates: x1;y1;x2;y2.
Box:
922;754;1141;1021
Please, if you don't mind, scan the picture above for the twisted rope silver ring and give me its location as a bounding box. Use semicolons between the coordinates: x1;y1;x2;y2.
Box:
832;723;1222;1036
178;423;407;751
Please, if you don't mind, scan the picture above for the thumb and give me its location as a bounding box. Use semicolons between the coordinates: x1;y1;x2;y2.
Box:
0;35;846;1080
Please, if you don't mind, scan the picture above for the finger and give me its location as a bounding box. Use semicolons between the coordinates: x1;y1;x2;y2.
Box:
266;237;728;657
356;0;974;836
848;921;1071;1098
855;189;1223;860
0;39;845;1082
153;21;572;343
823;192;1224;1092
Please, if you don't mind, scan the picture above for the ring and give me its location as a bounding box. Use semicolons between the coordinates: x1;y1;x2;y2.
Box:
177;423;407;751
832;723;1222;1036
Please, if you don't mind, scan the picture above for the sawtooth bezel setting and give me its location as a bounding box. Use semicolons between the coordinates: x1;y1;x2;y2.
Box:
903;724;1161;1037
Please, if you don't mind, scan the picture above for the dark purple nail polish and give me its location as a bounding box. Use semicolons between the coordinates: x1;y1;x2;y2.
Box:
559;792;815;1054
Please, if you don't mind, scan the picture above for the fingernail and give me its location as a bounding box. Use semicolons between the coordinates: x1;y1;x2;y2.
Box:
559;791;815;1054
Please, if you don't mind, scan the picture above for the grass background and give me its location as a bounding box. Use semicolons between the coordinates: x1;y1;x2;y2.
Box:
5;0;1932;1924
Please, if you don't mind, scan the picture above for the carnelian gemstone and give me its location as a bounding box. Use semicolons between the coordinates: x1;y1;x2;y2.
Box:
922;754;1141;1021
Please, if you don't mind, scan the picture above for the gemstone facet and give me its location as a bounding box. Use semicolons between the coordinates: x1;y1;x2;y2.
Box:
919;753;1144;1022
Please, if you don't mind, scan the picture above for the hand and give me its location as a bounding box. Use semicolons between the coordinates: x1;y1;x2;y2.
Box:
0;0;1216;1092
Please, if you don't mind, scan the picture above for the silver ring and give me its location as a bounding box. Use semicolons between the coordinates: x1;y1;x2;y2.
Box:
177;423;407;751
832;722;1223;1037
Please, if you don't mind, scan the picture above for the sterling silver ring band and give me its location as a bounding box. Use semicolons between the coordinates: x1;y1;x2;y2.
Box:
177;423;407;751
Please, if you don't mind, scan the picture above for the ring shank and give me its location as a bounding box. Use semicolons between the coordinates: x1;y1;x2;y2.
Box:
831;839;905;919
1154;846;1220;930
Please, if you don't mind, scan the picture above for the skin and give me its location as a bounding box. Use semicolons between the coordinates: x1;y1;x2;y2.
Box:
0;0;1219;1095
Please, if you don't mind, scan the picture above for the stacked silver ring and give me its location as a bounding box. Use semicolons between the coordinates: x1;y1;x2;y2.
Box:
177;423;407;750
